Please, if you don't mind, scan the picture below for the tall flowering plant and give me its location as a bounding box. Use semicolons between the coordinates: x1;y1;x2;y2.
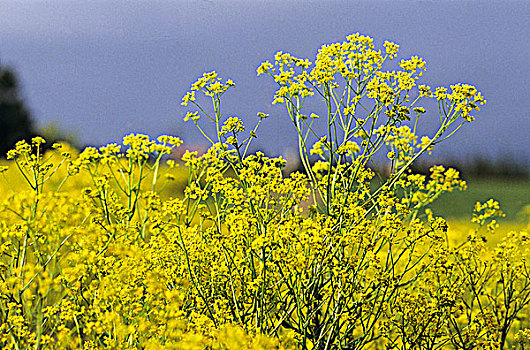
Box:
1;33;529;350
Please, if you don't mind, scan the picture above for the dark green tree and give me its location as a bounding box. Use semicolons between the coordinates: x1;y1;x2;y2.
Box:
0;63;36;156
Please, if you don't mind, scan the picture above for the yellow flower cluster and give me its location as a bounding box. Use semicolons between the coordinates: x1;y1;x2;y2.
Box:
447;83;486;122
472;198;505;231
1;32;527;350
1;136;529;350
397;165;467;215
257;51;313;105
181;71;235;107
249;32;486;210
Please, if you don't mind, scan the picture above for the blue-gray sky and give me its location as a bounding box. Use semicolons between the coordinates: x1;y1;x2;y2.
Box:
1;0;529;163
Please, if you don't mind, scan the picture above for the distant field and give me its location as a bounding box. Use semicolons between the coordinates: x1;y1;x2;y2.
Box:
429;177;530;222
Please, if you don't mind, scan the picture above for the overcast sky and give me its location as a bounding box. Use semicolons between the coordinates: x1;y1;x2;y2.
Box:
1;0;529;163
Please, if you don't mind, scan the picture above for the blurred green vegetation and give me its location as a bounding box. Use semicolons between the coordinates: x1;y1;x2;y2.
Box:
429;177;530;222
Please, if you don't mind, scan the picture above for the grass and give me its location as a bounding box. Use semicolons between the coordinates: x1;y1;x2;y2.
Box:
429;177;530;222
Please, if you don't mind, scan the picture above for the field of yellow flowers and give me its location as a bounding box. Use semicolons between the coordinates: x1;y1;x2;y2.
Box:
1;33;529;350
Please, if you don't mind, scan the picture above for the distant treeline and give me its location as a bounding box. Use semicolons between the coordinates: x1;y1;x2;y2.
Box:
1;62;79;157
282;153;529;181
411;155;529;180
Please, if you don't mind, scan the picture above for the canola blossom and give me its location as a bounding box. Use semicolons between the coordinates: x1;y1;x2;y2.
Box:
1;33;529;350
